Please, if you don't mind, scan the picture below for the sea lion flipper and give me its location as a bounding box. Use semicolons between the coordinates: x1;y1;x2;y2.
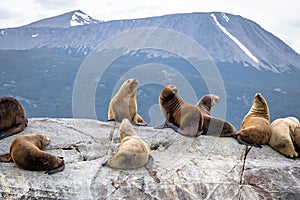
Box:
236;135;262;148
107;119;116;122
136;122;148;126
0;124;24;140
45;162;65;175
144;155;160;183
153;124;168;129
0;153;12;162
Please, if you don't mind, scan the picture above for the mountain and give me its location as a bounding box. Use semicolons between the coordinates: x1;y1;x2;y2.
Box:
1;11;299;72
0;10;299;128
24;10;101;28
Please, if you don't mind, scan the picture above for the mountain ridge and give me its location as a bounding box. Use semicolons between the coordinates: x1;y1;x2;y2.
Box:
0;10;299;73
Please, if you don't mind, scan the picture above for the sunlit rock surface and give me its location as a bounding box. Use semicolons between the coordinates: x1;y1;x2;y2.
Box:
0;118;299;199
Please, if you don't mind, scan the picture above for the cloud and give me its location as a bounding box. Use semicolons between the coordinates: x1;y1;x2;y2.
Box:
35;0;78;10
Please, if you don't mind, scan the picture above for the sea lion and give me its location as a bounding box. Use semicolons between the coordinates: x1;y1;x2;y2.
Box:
0;134;65;174
269;117;299;158
293;126;300;152
156;84;204;137
0;96;28;140
196;94;220;115
103;118;151;169
108;78;147;126
196;94;236;136
234;93;272;148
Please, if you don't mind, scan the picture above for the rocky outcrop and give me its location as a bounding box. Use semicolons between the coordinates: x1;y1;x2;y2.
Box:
0;118;299;199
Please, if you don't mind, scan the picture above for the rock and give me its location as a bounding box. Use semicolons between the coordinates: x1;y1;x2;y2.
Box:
0;118;299;199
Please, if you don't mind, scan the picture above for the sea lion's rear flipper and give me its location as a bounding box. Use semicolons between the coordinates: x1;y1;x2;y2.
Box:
0;153;12;162
166;122;187;135
153;123;168;129
135;113;147;126
0;123;25;140
45;162;65;175
131;113;147;126
145;155;160;183
236;135;262;148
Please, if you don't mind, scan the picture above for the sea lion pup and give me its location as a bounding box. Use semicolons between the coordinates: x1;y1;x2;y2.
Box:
0;96;28;140
196;94;236;136
0;134;65;175
293;126;300;152
107;78;147;126
156;84;204;137
103;118;151;169
196;94;220;115
234;93;272;148
269;117;299;158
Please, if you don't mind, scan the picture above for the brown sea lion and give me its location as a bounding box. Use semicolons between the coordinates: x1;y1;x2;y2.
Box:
0;134;65;174
0;96;28;140
196;94;220;115
234;93;272;148
108;78;147;126
104;118;151;169
156;84;204;137
269;117;299;158
196;94;236;136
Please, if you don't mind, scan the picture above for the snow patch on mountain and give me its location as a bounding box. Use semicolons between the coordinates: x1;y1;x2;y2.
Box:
274;88;287;94
32;34;39;38
70;11;99;27
211;13;259;67
221;13;230;23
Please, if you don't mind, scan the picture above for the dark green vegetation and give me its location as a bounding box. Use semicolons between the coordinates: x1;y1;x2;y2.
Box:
0;49;299;128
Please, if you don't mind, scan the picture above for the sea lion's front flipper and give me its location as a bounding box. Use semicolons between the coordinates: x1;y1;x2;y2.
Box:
0;153;12;162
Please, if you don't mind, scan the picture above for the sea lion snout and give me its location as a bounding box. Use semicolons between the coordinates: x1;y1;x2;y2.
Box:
255;93;262;98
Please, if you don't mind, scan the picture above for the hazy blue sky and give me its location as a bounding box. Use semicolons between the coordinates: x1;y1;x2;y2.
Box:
0;0;299;53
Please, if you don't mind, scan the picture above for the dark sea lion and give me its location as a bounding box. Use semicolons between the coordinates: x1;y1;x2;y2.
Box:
157;84;204;137
0;96;28;139
196;94;236;136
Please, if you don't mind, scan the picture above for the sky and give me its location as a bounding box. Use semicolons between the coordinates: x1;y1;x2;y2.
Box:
0;0;299;53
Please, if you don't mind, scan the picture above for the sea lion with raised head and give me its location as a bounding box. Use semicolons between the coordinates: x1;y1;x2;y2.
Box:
196;94;236;136
196;94;220;115
234;93;272;148
156;84;204;137
108;78;147;126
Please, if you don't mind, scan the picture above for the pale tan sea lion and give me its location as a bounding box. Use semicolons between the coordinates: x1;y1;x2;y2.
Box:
104;118;151;169
108;78;147;126
269;117;299;158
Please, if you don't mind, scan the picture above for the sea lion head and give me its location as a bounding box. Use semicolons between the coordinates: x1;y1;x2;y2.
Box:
251;93;269;120
286;117;300;132
120;118;136;140
197;94;220;112
161;85;178;100
22;134;50;149
122;78;138;94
